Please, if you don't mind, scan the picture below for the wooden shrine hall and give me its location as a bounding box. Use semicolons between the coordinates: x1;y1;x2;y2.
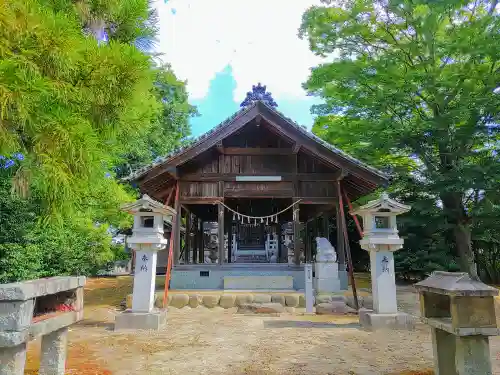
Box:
125;84;388;290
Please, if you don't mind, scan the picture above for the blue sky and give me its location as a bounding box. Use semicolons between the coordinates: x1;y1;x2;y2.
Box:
154;0;323;136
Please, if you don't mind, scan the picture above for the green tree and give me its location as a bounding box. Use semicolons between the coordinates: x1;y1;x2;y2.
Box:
115;64;197;178
0;0;195;282
300;0;500;278
0;0;160;218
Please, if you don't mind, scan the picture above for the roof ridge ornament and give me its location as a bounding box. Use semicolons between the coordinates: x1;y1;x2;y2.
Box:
240;83;278;108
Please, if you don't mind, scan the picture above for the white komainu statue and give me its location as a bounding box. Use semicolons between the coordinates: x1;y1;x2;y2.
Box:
315;237;337;263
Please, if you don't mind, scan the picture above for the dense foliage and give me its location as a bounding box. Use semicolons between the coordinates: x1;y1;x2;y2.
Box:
301;0;500;280
0;0;194;282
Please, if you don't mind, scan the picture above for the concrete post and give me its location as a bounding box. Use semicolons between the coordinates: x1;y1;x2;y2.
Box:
431;328;456;375
39;327;68;375
304;263;314;313
0;343;27;375
370;250;397;314
455;336;492;375
131;250;158;313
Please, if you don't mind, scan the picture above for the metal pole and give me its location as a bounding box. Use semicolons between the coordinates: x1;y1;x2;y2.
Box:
163;182;180;308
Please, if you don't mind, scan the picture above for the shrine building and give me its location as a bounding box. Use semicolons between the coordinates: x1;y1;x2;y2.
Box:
125;84;388;291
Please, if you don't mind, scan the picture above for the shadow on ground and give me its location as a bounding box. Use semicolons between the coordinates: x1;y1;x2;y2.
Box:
264;320;361;329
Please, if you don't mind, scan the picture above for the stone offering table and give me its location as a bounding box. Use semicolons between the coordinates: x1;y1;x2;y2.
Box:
415;271;499;375
0;276;85;375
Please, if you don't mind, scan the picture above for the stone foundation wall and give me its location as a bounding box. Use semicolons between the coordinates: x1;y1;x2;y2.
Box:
125;291;373;311
170;265;306;290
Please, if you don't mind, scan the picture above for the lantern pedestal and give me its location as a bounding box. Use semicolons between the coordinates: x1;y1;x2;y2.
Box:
115;248;168;331
115;309;167;331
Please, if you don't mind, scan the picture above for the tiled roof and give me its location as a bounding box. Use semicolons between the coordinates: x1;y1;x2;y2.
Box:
123;101;388;182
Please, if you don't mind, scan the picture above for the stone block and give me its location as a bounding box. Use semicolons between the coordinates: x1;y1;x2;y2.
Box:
188;294;203;308
455;335;493;375
74;287;84;312
345;295;372;309
0;330;28;348
316;302;356;315
0;299;34;331
115;309;167;331
271;295;286;305
202;295;220;308
285;295;299;307
431;327;456;375
235;294;253;306
298;294;306;307
30;311;80;338
285;307;296;314
219;295;236;309
39;327;68;375
154;293;165;308
237;303;284;315
0;342;27;375
253;294;271;304
315;294;331;304
363;296;373;310
359;309;415;331
0;276;86;301
170;294;189;309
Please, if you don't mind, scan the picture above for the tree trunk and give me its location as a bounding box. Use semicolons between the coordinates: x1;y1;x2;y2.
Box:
441;192;479;280
453;223;478;279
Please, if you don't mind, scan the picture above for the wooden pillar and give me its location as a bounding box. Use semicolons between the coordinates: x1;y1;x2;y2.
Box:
185;212;192;264
304;221;310;263
197;219;205;264
225;214;231;264
218;203;224;265
322;213;330;240
192;215;198;264
293;201;301;265
173;202;181;266
336;205;346;267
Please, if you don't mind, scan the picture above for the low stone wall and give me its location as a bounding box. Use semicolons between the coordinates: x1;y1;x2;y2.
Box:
0;276;86;375
125;291;373;312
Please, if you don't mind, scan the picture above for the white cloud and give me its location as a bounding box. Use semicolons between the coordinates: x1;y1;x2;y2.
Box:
153;0;323;102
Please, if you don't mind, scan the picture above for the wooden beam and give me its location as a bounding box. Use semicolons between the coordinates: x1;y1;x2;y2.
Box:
180;197;223;204
141;166;177;186
181;172;345;182
292;143;301;154
218;147;295;156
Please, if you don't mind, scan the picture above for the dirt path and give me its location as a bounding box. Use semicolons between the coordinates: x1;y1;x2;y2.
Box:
23;277;500;375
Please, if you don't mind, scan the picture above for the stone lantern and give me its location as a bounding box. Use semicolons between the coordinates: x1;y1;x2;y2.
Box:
115;195;175;330
415;272;499;374
351;193;413;330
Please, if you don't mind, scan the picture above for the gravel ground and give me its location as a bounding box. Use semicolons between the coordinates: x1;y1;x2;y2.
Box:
23;278;500;375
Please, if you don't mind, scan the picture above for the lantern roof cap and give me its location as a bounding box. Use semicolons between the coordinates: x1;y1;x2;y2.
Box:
121;194;176;216
351;192;411;216
414;271;498;296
